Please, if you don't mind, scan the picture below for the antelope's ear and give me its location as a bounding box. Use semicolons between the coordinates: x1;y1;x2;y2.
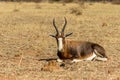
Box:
49;35;56;38
65;32;73;37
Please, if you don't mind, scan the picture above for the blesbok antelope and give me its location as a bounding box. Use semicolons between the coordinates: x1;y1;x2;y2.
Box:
50;17;108;63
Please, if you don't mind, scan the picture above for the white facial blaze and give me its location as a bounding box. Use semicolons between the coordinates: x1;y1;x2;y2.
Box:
58;38;63;51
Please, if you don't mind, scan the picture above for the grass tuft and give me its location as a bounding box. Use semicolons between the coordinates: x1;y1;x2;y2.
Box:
13;9;20;12
70;7;82;16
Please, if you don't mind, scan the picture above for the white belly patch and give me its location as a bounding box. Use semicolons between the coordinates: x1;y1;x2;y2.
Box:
72;52;97;63
85;52;96;61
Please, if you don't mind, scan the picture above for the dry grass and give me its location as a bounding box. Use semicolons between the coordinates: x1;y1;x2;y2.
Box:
0;2;120;80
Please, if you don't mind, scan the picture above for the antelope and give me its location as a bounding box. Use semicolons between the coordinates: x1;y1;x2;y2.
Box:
50;17;108;63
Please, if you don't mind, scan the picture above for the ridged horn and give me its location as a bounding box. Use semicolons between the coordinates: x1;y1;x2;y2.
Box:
61;17;67;34
53;18;59;35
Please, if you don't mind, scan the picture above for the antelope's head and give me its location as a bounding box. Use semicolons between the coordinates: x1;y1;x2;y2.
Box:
50;17;73;51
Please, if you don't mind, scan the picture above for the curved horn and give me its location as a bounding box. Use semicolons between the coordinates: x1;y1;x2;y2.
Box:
53;18;59;35
61;17;67;33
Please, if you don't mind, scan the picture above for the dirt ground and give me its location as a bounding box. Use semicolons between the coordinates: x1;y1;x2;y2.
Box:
0;2;120;80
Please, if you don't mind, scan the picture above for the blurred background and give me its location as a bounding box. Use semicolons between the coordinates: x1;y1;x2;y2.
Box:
0;0;120;80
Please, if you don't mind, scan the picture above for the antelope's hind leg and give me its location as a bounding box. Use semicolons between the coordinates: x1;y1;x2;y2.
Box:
94;49;108;61
94;57;108;61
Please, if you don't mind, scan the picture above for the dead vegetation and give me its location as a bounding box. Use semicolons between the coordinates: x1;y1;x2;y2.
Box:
0;2;120;80
41;60;63;72
70;6;83;15
112;0;120;4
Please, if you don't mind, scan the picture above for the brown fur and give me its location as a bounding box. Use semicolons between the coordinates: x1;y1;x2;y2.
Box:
57;39;107;60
